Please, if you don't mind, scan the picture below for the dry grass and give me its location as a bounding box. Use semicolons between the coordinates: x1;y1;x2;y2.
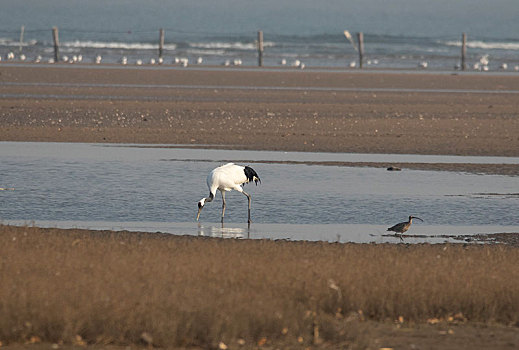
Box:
1;225;518;348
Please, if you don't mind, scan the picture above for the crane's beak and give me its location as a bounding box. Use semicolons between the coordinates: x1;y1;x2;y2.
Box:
196;206;203;221
414;217;424;222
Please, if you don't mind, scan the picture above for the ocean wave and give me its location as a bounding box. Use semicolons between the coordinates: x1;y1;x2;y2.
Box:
188;41;274;50
0;38;37;47
445;40;519;50
186;49;226;56
60;40;177;50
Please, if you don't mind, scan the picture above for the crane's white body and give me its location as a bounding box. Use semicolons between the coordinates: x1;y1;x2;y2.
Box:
197;163;260;224
207;163;249;196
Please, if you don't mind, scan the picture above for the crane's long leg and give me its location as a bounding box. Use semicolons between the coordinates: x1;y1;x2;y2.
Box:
242;190;252;224
221;191;226;223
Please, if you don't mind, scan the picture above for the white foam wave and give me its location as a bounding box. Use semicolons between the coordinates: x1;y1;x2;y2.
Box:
0;38;37;47
61;40;177;50
445;40;519;50
189;41;274;50
186;49;226;56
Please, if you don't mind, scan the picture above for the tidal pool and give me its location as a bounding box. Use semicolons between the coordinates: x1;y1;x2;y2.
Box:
1;142;518;243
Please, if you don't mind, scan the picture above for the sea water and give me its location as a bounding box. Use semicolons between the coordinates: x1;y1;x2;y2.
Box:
0;0;518;70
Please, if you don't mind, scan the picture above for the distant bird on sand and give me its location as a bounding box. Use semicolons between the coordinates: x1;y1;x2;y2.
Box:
479;54;489;66
197;163;261;224
387;216;423;240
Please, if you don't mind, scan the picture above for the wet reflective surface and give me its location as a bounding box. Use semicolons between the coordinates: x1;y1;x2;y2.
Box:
1;142;518;243
4;220;519;245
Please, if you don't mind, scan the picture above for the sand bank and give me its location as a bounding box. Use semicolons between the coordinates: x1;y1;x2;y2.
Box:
1;64;518;158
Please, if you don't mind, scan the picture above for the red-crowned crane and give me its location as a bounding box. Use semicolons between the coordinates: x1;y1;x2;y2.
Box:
387;216;424;240
196;163;261;224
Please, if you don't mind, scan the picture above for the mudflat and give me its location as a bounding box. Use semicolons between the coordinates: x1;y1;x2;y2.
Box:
1;64;518;158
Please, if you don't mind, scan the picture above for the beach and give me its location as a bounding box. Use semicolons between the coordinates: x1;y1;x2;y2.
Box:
2;0;519;347
1;65;519;158
1;65;519;349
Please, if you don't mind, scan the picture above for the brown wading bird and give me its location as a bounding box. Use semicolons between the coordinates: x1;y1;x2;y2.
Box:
387;216;424;240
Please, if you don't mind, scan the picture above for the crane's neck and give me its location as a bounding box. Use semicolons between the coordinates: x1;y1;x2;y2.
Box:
197;192;215;221
203;192;214;204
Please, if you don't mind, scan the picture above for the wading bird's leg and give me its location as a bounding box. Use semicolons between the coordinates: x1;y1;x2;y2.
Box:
221;191;226;223
242;190;252;224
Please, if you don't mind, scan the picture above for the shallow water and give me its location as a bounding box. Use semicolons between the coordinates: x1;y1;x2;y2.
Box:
5;220;519;245
1;142;518;243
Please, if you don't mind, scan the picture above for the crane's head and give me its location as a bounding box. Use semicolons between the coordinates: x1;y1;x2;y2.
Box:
244;166;261;186
196;198;206;221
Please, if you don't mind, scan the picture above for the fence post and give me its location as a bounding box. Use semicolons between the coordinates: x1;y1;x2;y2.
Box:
159;28;165;61
257;30;264;67
357;32;364;69
52;27;59;62
19;25;25;53
461;32;467;71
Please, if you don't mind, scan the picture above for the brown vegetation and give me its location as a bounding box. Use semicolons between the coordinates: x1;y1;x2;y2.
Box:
1;225;518;349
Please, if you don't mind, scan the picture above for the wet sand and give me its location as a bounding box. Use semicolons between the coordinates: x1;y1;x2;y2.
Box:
1;64;518;159
1;65;518;177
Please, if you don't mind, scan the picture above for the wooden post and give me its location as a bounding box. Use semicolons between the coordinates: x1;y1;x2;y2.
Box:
19;25;25;53
159;28;165;61
52;26;59;62
461;32;467;71
257;30;264;67
357;32;364;69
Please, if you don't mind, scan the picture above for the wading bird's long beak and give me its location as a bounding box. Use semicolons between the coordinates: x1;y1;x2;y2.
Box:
196;207;202;221
414;217;424;222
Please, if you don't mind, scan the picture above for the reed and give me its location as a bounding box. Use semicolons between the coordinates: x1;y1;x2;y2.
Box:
1;225;518;348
